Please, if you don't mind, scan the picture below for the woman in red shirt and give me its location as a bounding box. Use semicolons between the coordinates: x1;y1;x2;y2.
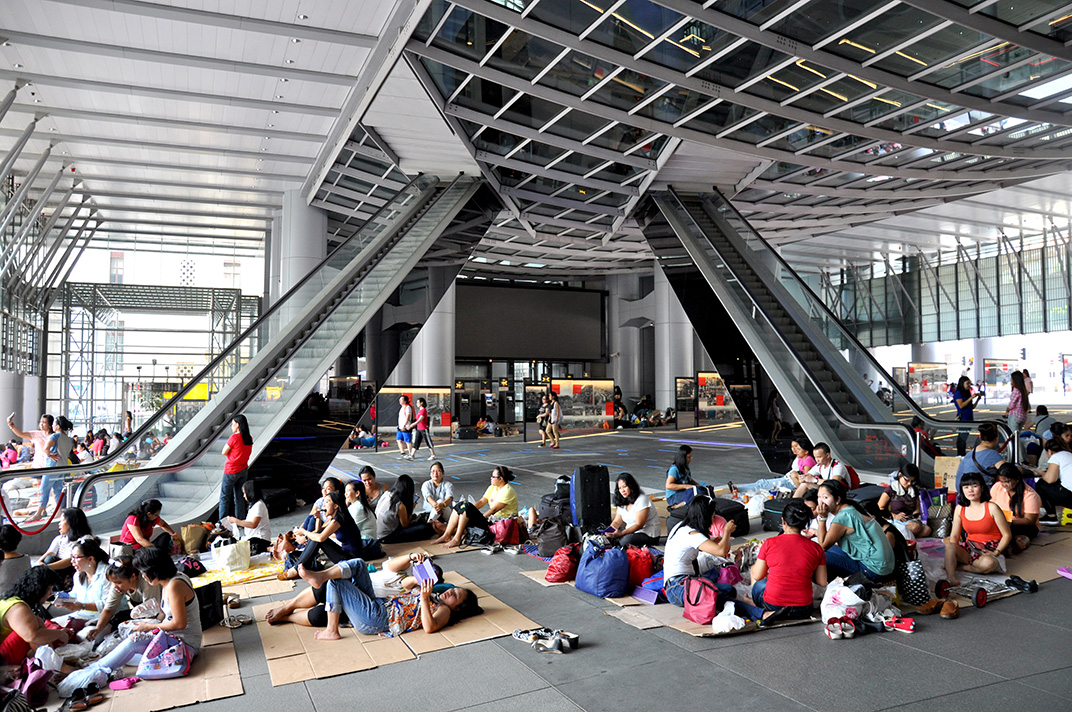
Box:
749;499;827;626
219;415;253;523
944;471;1012;587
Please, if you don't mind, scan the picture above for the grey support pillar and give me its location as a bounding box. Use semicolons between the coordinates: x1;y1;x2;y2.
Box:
412;270;456;386
0;369;25;431
279;190;326;385
654;261;693;413
266;211;282;309
608;273;644;401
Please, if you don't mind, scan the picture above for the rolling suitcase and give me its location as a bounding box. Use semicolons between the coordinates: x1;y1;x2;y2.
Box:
762;497;793;532
569;465;610;531
848;484;885;510
714;497;750;537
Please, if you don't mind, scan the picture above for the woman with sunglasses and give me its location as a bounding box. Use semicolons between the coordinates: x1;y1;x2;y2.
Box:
877;463;931;538
431;466;517;548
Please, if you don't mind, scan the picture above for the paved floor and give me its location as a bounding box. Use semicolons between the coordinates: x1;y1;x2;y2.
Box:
184;423;1072;712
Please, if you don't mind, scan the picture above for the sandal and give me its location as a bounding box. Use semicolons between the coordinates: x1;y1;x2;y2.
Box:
223;592;241;609
882;616;916;633
84;682;106;705
220;614;253;629
68;690;90;712
838;616;856;639
532;634;565;654
824;618;843;640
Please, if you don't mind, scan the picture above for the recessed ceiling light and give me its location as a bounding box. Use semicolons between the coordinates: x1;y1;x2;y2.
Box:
271;110;279;114
267;124;274;127
298;14;308;20
291;38;301;44
276;94;284;99
49;127;56;131
285;59;295;64
33;98;41;103
261;147;268;151
13;63;22;68
279;78;288;83
264;136;270;139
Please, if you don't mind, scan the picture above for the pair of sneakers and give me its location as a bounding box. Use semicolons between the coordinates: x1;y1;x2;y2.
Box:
512;627;579;654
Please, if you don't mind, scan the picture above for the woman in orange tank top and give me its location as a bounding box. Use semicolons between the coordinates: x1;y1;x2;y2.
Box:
944;472;1012;587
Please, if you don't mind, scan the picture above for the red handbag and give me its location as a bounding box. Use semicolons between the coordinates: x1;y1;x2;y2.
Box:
683;577;721;625
489;518;519;545
545;543;581;583
625;546;655;588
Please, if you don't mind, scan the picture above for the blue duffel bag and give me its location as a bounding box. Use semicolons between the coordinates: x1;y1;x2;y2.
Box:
575;542;629;598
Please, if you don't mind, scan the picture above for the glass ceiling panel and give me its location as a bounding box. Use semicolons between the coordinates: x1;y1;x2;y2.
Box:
963;57;1072;100
927;43;1035;90
500;94;571;130
586;0;684;57
539;50;619;98
472;127;525;156
831;90;927;124
432;8;511;63
823;5;942;63
487;31;565;81
642;19;735;74
744;59;832;103
728;113;797;145
683;101;759;136
980;1;1064;28
765;0;893;45
527;0;603;35
543;110;613;142
693;41;790;87
588;68;668;112
873;26;994;77
633;86;714;123
412;0;453;43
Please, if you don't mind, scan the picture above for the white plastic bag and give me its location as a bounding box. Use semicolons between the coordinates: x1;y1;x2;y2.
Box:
131;597;162;620
213;538;251;572
57;666;108;698
820;577;866;621
34;645;63;672
710;602;746;633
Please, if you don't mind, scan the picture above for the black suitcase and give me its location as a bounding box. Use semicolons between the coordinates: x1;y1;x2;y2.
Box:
456;427;478;440
569;465;610;531
714;497;750;537
539;493;571;522
762;497;794;532
848;484;885;510
554;475;571;500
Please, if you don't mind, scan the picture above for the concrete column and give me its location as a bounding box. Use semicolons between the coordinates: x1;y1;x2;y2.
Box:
654;262;693;412
266;212;282;309
279;191;326;294
0;370;24;428
412;275;455;386
23;375;42;424
608;274;643;402
364;310;385;387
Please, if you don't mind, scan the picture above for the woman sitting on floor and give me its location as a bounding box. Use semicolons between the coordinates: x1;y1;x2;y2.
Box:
431;466;518;548
120;499;179;553
282;491;364;580
990;463;1040;553
51;537;113;630
815;480;895;582
264;553;445;627
944;471;1012;586
0;526;30;593
84;557;162;643
295;559;481;640
0;567;70;664
877;463;931;539
606;472;661;548
303;477;344;533
38;506;92;572
664;445;697;510
345;479;375;535
747;499;827;626
375;474;433;543
662;496;736;608
223;481;272;556
83;547;201;679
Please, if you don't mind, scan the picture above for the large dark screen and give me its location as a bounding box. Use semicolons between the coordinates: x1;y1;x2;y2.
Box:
455;284;605;360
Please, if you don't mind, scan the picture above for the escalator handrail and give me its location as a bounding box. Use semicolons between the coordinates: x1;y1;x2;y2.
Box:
697;189;1013;445
68;176;477;508
0;174;437;489
660;188;920;466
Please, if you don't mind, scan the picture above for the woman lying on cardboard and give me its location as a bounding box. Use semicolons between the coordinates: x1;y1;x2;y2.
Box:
264;552;446;628
270;556;481;640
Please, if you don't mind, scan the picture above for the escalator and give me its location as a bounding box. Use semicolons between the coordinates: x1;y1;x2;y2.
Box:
4;175;501;540
642;188;1009;476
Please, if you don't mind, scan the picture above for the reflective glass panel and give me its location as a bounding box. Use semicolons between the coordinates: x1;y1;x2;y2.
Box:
633;86;714;123
589;69;667;112
693;41;790;87
643;20;735;74
432;9;511;62
486;31;565;81
528;0;602;35
587;0;684;56
539;50;619;98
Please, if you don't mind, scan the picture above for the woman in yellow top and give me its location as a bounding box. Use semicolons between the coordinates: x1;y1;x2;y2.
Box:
431;466;518;548
0;566;71;664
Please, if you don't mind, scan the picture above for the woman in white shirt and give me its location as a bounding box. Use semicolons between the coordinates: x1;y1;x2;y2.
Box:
1037;438;1072;525
662;496;737;607
607;473;661;547
344;480;375;536
52;537;113;625
224;481;272;555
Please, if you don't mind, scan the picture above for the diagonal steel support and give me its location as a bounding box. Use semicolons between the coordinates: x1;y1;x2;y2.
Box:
7;180;76;290
915;248;957;311
44;221;103;312
0;166;65;282
849;264;886;322
1000;233;1044;302
0;144;52;240
17;192;85;298
0;118;38;190
954;239;998;308
35;209;96;304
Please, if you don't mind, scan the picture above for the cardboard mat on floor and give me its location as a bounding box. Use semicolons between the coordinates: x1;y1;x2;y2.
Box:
518;569;645;607
103;618;241;712
224;579;295;600
255;572;540;686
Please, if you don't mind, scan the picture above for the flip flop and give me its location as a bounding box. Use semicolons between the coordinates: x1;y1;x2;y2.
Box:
1056;567;1072;581
223;592;241;609
109;677;139;691
84;682;106;706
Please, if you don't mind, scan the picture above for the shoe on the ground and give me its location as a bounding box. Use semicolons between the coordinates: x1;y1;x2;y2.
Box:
914;599;943;615
1005;575;1039;593
940;600;959;619
1039;513;1060;526
427;455;436;460
824;618;843;640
